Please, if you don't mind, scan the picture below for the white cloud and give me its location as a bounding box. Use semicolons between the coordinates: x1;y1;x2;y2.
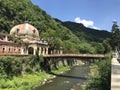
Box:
74;17;100;30
92;26;100;30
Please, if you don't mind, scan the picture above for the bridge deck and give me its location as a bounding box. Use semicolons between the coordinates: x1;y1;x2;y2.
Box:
44;54;105;58
111;58;120;90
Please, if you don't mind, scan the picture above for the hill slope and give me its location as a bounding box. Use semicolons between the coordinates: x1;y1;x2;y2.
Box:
55;19;111;42
0;0;80;53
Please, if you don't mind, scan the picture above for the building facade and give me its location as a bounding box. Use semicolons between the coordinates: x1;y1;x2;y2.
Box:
0;22;48;55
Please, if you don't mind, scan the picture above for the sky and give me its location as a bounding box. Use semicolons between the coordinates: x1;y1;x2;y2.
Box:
31;0;120;31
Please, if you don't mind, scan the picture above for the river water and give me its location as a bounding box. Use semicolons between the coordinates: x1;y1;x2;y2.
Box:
34;65;89;90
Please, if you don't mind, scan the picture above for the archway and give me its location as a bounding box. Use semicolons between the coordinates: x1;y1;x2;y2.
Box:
28;47;34;54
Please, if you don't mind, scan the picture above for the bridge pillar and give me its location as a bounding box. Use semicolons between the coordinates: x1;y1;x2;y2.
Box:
43;58;51;72
62;59;67;66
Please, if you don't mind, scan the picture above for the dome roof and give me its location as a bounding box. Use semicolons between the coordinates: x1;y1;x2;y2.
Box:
10;23;39;38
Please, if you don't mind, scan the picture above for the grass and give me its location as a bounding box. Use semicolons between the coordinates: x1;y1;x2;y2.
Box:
52;65;70;74
0;72;52;90
0;66;70;90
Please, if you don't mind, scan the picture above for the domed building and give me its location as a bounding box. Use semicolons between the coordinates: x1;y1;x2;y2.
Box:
10;22;40;42
0;22;48;55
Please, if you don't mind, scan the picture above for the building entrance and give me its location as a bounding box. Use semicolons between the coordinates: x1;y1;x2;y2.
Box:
28;47;34;54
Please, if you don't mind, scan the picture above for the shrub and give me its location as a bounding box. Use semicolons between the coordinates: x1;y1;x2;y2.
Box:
85;58;111;90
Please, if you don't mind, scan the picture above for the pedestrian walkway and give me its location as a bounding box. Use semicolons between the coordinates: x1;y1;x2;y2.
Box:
111;58;120;90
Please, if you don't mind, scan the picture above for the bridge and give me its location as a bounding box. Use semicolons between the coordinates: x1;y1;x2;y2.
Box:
44;54;106;59
0;54;106;60
42;54;106;72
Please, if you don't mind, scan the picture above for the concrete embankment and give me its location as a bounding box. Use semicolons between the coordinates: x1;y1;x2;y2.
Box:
111;58;120;90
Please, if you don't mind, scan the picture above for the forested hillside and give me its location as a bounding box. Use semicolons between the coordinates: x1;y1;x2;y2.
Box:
0;0;111;54
0;0;81;53
55;19;112;42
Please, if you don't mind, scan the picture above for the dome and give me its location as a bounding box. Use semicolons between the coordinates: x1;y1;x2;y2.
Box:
10;23;39;38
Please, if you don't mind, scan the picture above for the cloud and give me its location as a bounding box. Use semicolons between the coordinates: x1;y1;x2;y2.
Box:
74;17;100;29
92;26;100;30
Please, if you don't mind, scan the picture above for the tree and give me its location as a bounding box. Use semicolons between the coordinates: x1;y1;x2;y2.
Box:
79;42;95;54
85;59;111;90
62;40;78;53
103;39;111;54
111;21;120;50
112;21;119;34
95;43;105;54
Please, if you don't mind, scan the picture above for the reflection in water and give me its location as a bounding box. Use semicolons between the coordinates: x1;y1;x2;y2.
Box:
34;65;89;90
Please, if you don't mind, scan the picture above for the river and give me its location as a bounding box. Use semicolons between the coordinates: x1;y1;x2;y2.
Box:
33;65;89;90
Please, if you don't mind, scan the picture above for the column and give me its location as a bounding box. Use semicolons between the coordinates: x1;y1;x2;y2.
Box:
26;49;28;55
33;48;36;55
39;47;41;55
46;47;48;55
21;47;24;55
5;36;8;41
60;49;63;54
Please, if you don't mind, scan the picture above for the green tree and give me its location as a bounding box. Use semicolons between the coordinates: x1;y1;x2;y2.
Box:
79;42;95;54
111;21;120;50
86;59;111;90
95;43;105;54
103;39;111;54
62;40;78;53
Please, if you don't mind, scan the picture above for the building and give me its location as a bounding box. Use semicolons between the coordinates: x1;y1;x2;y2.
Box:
0;22;48;55
0;33;21;54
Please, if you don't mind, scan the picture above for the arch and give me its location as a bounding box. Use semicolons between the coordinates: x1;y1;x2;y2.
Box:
45;48;46;54
28;47;34;54
41;47;43;54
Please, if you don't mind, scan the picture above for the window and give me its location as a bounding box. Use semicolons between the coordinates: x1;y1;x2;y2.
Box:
24;48;26;53
33;29;36;34
8;37;13;42
2;45;6;53
14;47;16;52
16;28;20;34
0;37;3;40
18;48;21;53
8;47;11;52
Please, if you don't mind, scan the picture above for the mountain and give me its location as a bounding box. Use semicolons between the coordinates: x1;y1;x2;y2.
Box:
55;19;112;42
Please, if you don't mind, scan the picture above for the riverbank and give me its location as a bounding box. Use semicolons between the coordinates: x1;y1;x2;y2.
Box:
82;58;111;90
34;65;89;90
0;66;70;90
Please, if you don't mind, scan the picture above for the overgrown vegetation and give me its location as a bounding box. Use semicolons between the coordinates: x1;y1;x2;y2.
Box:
0;55;71;90
0;55;42;79
0;66;70;90
0;72;52;90
83;58;111;90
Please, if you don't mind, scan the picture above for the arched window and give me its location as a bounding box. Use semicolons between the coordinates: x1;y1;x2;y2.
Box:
8;47;11;52
33;29;36;34
2;45;6;53
16;28;20;34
